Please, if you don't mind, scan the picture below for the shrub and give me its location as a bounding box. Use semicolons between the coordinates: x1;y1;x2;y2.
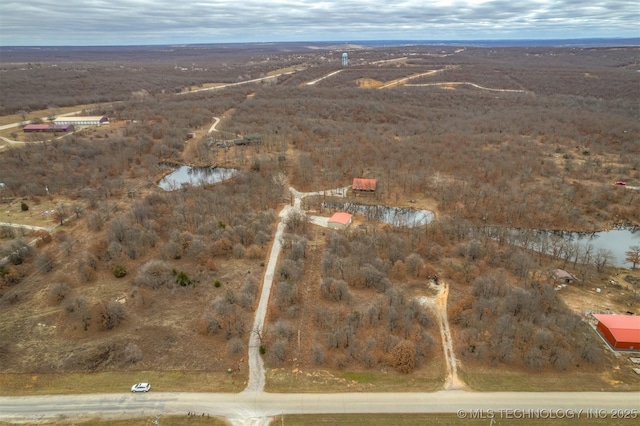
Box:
34;230;52;245
47;282;69;304
20;202;29;211
123;342;142;365
35;251;54;273
7;238;34;265
226;337;245;356
113;264;127;278
134;260;174;289
391;340;416;374
232;243;245;259
100;301;126;330
175;270;192;286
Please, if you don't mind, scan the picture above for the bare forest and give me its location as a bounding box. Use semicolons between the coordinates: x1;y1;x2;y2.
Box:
0;43;639;389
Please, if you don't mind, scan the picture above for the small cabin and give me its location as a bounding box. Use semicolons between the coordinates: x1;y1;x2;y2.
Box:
352;178;377;193
552;269;576;284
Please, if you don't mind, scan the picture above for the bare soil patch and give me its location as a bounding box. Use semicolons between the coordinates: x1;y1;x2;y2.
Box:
557;269;640;316
356;78;384;88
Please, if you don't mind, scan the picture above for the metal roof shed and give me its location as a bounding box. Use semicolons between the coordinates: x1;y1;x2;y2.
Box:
593;314;640;350
328;212;353;230
353;178;377;191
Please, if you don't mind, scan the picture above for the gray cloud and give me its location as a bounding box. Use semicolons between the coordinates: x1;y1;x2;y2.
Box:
0;0;637;45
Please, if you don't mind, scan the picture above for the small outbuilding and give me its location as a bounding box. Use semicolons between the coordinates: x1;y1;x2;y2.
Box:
593;314;640;350
353;178;377;192
328;212;353;230
552;269;576;283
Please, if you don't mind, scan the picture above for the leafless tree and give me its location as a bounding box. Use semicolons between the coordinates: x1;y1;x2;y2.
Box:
63;295;91;330
35;251;54;273
625;245;640;270
319;278;351;303
267;339;288;365
405;253;424;277
123;342;143;365
100;301;126;330
312;344;326;365
594;248;615;272
226;337;245;356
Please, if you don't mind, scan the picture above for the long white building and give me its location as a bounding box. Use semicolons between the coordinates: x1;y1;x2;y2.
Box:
53;116;109;126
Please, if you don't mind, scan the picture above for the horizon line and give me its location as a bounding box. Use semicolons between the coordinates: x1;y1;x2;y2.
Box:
2;37;640;49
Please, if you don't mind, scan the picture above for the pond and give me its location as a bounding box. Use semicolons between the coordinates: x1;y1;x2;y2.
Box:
323;201;434;228
158;166;238;191
479;225;640;267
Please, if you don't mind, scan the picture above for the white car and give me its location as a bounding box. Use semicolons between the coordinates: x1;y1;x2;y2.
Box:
131;382;151;392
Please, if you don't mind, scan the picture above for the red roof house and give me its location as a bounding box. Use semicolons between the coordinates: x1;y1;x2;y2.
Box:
328;212;353;230
593;314;640;350
23;124;74;133
353;178;377;192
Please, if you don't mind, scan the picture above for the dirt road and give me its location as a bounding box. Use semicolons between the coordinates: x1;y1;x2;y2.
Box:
405;81;527;93
1;391;638;426
435;281;465;389
244;186;349;393
378;70;445;89
244;205;291;393
208;117;221;134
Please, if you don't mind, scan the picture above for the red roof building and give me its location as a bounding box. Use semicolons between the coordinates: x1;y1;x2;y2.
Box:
328;212;353;230
593;314;640;350
23;124;74;133
353;178;377;192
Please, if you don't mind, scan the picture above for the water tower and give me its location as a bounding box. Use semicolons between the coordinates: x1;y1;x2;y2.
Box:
342;52;348;67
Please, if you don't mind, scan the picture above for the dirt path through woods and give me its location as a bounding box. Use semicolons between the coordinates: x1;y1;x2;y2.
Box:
435;281;465;390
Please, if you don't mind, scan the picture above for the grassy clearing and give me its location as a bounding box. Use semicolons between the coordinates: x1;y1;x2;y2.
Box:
0;415;229;425
267;66;304;77
0;196;75;229
269;414;626;425
0;370;245;396
265;357;446;393
458;365;640;392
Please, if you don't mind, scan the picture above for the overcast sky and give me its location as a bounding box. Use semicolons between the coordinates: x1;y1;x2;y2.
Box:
0;0;638;46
